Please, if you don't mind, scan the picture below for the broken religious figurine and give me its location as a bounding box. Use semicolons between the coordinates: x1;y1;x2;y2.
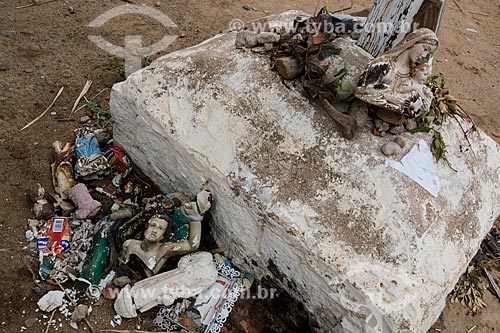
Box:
355;28;438;118
122;190;213;274
114;251;218;318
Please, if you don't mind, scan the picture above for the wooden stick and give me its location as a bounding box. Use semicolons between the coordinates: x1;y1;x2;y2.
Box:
54;280;96;333
44;309;56;333
16;0;59;9
467;325;477;333
71;80;93;114
452;0;464;13
20;86;64;131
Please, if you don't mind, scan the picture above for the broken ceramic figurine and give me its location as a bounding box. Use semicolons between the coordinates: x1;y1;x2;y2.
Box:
122;190;213;274
122;216;172;274
114;251;218;318
355;28;438;118
52;141;77;199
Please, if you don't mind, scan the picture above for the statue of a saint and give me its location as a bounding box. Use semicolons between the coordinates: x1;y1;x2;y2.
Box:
355;28;438;118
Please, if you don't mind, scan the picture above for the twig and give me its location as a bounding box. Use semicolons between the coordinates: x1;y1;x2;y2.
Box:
467;325;477;333
71;80;93;114
484;267;500;299
16;0;59;9
452;0;464;13
54;280;96;333
20;86;64;131
44;309;56;333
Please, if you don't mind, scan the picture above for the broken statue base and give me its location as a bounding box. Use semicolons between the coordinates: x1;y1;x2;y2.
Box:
110;10;500;333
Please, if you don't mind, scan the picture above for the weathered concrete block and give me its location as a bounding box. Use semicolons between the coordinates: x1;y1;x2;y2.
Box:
110;11;500;333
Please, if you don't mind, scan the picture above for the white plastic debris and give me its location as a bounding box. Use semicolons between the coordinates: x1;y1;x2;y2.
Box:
37;290;65;312
111;314;122;327
25;230;35;242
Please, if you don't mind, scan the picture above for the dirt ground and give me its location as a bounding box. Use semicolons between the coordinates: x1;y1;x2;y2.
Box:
0;0;499;332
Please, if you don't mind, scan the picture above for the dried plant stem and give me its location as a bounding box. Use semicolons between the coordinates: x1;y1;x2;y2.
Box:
20;86;64;131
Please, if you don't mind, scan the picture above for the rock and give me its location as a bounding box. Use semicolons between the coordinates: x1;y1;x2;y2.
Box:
256;32;280;44
154;1;160;7
110;10;500;333
80;116;90;123
0;64;8;71
242;4;251;10
37;291;64;312
24;68;33;73
263;43;273;51
235;30;258;48
326;37;373;85
374;118;389;133
71;304;88;322
393;136;406;148
389;124;405;134
24;318;37;328
351;30;361;40
405;118;418;131
275;57;301;80
113;276;132;288
381;141;402;156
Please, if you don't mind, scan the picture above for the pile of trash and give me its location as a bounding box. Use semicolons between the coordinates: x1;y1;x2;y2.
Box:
25;125;253;332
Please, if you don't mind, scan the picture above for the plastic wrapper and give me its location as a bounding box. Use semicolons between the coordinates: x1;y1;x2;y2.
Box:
74;127;109;178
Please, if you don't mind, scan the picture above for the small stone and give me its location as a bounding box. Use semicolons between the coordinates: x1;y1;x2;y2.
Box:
71;304;88;323
381;141;402;157
404;118;417;131
67;6;75;14
24;318;37;328
0;64;8;71
256;32;280;44
24;68;33;73
80;116;90;123
275;57;301;80
235;30;258;48
393;136;406;148
374;118;389;133
112;276;131;288
154;1;160;7
351;30;361;40
251;6;257;11
242;4;251;10
389;124;405;135
263;43;273;51
263;10;270;14
50;111;57;116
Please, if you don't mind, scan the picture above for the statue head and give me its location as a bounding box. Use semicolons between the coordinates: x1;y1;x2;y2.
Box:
144;217;169;243
385;28;438;69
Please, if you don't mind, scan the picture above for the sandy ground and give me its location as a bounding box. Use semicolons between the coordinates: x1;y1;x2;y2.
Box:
0;0;499;332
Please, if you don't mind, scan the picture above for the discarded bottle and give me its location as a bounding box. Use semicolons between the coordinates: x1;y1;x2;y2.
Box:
75;217;111;291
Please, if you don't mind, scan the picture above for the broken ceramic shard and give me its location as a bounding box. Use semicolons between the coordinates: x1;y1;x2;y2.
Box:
355;28;438;118
37;290;65;312
52;141;77;199
114;251;218;318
